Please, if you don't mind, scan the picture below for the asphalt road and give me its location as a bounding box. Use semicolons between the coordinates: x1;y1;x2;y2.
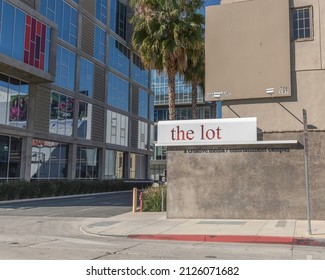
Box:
0;192;324;260
0;191;133;218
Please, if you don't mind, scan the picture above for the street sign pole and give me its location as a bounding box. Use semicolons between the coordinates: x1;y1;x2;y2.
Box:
303;109;312;235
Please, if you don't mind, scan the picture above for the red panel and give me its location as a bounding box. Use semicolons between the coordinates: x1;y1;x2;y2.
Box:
40;53;45;70
31;18;36;42
41;24;46;53
24;50;29;64
24;25;31;50
29;41;35;66
35;60;39;68
36;21;41;36
26;15;31;25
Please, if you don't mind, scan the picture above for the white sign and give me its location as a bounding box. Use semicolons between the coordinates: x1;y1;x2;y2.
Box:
156;118;257;146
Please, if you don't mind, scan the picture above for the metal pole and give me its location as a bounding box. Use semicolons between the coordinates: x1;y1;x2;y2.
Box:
303;109;312;235
161;185;164;212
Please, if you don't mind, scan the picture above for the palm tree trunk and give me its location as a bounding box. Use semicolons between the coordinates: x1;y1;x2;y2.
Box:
191;80;198;119
167;64;176;120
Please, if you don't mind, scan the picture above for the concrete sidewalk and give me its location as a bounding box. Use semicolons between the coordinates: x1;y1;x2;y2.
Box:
83;212;325;246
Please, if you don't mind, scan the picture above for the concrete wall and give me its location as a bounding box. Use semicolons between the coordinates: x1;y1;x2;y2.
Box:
167;131;325;219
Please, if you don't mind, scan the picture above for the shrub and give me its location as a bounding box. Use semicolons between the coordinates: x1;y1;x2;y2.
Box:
0;180;152;201
142;185;167;212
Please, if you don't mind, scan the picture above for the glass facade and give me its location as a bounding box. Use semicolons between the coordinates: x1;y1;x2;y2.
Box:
40;0;78;46
55;45;76;91
0;135;22;181
0;0;51;71
79;57;94;97
106;110;128;147
31;139;69;179
0;1;153;182
108;36;130;77
96;0;107;25
78;100;92;139
130;153;146;179
94;25;106;63
76;146;98;179
152;70;204;105
107;72;129;112
110;0;127;39
105;149;124;179
0;74;29;128
132;54;149;87
138;89;149;119
50;91;74;136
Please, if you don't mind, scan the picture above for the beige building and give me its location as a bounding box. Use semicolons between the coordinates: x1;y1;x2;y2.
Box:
206;0;325;132
165;0;325;220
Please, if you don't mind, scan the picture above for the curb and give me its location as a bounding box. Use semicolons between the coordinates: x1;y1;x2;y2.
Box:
127;234;325;247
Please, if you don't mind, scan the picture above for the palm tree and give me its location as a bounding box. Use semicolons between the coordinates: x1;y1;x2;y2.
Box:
184;41;205;119
130;0;204;120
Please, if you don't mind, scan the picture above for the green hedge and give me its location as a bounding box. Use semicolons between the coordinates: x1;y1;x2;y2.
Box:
0;180;152;201
142;185;167;212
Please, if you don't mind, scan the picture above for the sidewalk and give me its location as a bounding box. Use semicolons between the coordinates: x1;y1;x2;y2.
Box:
83;212;325;247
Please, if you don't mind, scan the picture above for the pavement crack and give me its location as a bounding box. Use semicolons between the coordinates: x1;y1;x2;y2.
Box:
91;243;142;260
23;239;58;248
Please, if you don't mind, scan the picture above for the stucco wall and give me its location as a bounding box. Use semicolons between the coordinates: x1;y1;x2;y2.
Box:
166;131;325;219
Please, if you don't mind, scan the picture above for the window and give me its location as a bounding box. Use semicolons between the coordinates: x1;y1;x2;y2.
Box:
31;139;69;179
138;121;148;150
291;6;313;41
40;0;78;46
106;110;128;146
0;74;29;128
96;0;107;25
79;57;94;97
110;0;127;39
55;45;76;90
138;89;149;119
108;36;130;77
78;100;92;139
76;146;98;179
50;91;74;136
107;72;129;112
94;25;106;63
151;70;204;105
105;150;124;179
132;54;149;87
130;153;146;179
0;135;22;181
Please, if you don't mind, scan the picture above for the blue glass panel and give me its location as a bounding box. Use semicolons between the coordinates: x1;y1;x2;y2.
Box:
150;95;154;122
56;0;63;38
13;9;25;61
96;0;107;25
108;36;130;77
110;0;116;32
79;57;94;97
62;2;70;43
55;45;76;91
107;72;129;112
44;27;51;71
0;2;14;56
94;25;105;63
138;89;148;118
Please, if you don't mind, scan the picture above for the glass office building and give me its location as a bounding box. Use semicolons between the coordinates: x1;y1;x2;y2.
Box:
0;0;153;182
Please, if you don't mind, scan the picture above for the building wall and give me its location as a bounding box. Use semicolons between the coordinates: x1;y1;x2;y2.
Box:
167;131;325;219
207;0;325;132
0;0;153;182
